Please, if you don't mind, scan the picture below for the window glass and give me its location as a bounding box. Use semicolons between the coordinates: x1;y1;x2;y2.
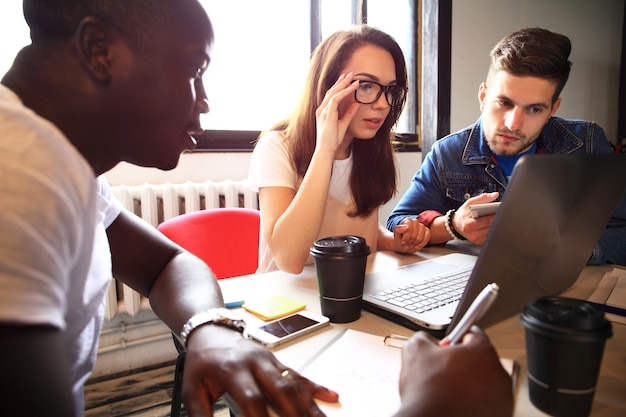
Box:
0;3;30;77
0;1;418;145
321;0;352;36
200;0;417;136
199;1;311;131
367;0;417;135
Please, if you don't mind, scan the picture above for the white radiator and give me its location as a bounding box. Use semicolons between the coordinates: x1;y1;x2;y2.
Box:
92;179;258;377
106;178;258;319
111;178;258;228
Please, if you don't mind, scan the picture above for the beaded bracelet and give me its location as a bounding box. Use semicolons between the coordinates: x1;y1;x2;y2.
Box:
444;209;467;240
443;209;456;240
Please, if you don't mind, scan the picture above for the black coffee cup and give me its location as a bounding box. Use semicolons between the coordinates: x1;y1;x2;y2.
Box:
310;235;370;323
520;296;613;417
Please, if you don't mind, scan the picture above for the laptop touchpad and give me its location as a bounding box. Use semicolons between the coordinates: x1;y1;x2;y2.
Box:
401;260;458;277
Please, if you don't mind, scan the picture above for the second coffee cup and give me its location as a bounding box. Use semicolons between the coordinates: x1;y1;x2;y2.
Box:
310;235;370;323
520;296;613;417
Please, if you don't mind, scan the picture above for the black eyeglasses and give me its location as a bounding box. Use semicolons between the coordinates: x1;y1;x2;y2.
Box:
354;80;407;107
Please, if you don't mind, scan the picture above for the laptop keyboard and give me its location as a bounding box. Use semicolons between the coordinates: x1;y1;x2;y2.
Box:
370;269;472;313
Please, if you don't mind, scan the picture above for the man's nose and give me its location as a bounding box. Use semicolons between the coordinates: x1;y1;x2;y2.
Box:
504;107;523;131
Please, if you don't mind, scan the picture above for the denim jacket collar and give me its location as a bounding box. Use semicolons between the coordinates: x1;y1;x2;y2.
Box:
461;116;585;167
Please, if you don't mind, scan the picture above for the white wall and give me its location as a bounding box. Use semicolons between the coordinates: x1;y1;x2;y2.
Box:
450;0;624;144
105;152;253;186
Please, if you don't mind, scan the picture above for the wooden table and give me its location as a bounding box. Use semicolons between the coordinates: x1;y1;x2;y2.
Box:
218;245;626;417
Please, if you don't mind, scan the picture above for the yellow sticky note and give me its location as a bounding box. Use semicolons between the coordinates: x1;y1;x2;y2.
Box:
242;295;306;321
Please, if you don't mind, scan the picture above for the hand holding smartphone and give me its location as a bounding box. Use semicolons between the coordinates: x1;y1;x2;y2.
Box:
245;310;330;348
469;202;501;218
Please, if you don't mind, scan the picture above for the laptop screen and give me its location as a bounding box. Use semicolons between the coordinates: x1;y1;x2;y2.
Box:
362;153;626;335
449;153;626;332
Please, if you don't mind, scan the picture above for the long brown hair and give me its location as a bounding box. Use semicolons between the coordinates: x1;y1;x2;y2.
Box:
263;25;408;217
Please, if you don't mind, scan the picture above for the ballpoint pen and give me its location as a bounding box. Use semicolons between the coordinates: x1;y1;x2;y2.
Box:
383;283;499;348
439;282;499;346
586;300;626;317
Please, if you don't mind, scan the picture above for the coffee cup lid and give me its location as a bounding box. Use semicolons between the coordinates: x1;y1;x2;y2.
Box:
521;296;612;336
310;235;370;256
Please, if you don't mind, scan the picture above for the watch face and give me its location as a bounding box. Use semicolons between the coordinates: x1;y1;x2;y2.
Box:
216;307;235;318
214;308;247;333
217;308;244;321
182;307;247;346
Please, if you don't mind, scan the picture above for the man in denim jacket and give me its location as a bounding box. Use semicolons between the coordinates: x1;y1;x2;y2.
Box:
387;27;626;266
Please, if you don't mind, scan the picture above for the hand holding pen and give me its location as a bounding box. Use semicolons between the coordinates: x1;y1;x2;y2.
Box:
395;316;514;417
383;283;500;348
440;282;499;346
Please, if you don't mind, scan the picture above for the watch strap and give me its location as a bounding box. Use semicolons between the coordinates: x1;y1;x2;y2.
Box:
180;307;246;347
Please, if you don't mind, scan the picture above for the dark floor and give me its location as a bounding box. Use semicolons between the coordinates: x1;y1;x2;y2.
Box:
84;360;230;417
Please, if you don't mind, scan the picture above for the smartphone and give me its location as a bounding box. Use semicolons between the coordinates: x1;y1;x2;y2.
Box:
245;310;330;348
469;202;501;218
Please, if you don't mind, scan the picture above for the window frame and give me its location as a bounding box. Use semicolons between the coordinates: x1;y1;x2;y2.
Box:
194;0;422;153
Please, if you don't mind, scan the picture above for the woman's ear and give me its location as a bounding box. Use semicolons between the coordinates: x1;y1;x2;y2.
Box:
75;17;112;84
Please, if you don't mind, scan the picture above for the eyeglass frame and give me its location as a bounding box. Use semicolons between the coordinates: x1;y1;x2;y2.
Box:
354;80;408;108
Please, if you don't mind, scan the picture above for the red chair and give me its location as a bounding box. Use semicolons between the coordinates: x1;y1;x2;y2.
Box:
157;207;260;416
157;207;260;279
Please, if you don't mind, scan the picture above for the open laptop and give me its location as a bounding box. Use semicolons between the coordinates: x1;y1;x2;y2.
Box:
362;153;626;335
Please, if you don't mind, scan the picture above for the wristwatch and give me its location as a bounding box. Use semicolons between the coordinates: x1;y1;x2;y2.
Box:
180;307;247;347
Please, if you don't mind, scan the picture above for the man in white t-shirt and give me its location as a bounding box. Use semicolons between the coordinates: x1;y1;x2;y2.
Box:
0;1;339;416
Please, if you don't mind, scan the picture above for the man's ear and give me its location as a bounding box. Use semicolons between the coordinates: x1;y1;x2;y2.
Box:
478;82;488;112
75;17;112;84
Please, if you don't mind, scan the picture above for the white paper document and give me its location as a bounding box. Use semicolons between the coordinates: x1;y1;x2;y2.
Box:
301;329;403;417
297;328;520;416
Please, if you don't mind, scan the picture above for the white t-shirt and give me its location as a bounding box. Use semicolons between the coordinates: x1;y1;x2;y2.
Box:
0;85;122;414
70;176;122;412
248;130;378;272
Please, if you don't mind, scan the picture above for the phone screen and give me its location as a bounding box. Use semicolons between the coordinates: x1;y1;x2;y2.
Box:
259;314;318;337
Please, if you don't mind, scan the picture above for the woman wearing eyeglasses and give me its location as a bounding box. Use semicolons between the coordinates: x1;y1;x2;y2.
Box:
249;25;430;274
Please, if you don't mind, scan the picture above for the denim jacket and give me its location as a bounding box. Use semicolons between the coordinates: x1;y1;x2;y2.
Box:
387;116;626;266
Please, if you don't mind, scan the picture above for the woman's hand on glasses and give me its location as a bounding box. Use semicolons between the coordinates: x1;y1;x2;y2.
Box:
314;72;360;157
